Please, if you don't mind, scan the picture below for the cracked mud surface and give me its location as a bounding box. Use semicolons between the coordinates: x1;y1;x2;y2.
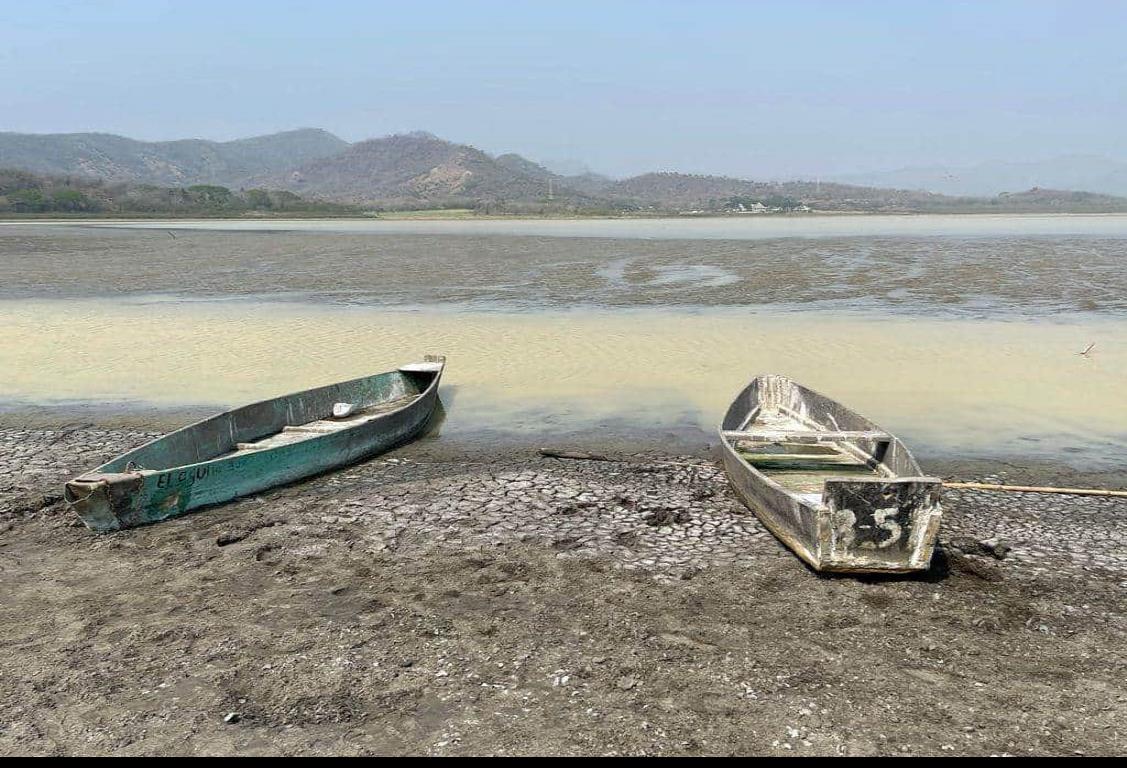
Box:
1;427;1124;755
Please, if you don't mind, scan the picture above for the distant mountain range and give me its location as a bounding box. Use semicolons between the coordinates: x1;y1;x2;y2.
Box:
2;128;1126;213
0;128;347;187
835;155;1127;198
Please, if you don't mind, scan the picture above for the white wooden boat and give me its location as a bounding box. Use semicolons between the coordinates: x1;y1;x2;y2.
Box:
719;374;942;573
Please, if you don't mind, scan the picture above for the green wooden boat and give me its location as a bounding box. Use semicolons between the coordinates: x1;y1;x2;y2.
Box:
65;356;445;532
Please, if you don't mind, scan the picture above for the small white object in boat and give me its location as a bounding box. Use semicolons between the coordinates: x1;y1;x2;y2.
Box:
331;402;357;419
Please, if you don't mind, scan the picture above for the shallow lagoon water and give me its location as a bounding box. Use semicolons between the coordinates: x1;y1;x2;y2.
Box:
1;298;1123;468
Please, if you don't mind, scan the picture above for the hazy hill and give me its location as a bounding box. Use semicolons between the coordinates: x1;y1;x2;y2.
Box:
494;153;616;197
0;128;348;187
604;173;892;209
603;172;1127;213
557;172;616;197
990;187;1127;210
606;172;768;207
836;155;1127;197
262;132;601;206
494;152;556;181
0;128;607;209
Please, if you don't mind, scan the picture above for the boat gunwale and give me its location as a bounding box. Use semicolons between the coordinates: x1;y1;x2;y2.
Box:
720;374;938;496
77;359;445;480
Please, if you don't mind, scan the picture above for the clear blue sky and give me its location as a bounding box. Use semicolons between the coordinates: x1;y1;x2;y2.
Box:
1;0;1124;178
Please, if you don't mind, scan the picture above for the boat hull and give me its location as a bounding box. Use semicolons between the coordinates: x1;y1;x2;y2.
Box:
66;361;443;532
719;375;942;574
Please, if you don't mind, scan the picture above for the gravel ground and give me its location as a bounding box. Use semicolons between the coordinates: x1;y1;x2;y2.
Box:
1;427;1125;755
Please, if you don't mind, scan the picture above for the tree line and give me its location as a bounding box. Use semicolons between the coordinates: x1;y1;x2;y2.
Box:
0;169;355;215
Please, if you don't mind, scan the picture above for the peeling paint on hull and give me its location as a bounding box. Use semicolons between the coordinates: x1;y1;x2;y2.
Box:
65;358;445;532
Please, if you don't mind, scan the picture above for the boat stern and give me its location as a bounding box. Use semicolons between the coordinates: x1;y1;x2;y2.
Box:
398;354;446;394
816;476;943;573
399;354;446;375
64;472;145;532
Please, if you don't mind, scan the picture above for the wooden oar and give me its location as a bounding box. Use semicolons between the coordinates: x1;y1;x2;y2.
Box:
943;482;1127;498
538;448;705;468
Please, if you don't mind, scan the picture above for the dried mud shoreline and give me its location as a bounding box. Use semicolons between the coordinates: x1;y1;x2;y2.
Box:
3;225;1127;314
1;424;1124;756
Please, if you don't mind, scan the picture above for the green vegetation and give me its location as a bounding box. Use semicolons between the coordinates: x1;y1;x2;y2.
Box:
0;169;358;217
0;173;100;213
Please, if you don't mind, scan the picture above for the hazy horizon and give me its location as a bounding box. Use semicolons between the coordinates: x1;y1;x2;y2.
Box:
2;1;1125;180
